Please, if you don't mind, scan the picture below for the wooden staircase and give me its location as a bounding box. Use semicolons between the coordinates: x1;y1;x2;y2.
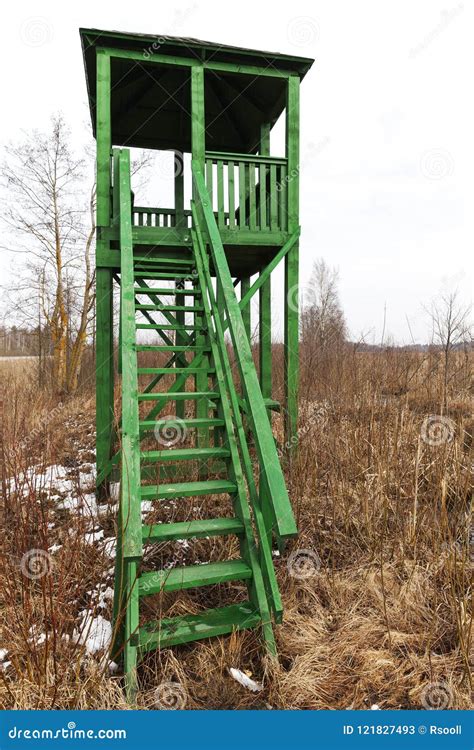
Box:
111;149;297;698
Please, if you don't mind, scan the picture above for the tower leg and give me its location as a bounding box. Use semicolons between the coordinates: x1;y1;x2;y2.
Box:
284;241;299;449
96;267;114;495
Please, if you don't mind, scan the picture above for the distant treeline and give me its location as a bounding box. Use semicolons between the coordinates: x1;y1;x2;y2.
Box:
0;325;52;357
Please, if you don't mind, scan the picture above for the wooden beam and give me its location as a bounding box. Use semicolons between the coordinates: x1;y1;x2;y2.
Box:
284;75;300;448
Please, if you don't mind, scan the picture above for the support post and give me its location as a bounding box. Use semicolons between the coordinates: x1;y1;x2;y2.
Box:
174;151;186;420
259;122;272;402
241;277;251;342
191;66;208;446
95;49;114;496
284;75;300;449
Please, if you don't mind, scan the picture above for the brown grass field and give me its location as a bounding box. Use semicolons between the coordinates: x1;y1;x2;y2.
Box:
0;346;472;710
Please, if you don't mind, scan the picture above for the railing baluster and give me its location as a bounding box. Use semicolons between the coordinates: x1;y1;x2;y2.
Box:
239;162;246;229
205;158;213;208
228;161;235;229
217;159;224;229
270;164;278;231
259;163;267;230
248;163;256;231
279;164;287;231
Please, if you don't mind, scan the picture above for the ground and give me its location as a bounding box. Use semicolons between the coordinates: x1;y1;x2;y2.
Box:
0;349;471;710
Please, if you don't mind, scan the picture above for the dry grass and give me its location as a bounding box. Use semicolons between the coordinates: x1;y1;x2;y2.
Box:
0;348;471;709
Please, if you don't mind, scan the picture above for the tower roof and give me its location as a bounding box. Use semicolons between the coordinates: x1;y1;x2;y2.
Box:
80;28;314;153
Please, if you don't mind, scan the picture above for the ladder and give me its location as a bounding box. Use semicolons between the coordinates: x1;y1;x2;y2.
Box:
111;149;297;698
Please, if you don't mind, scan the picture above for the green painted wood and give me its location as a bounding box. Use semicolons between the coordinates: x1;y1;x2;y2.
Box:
135;303;202;312
285;75;300;447
138;601;260;651
259;272;272;400
134;287;201;296
241;277;251;342
140;447;230;462
192;223;283;624
139;559;252;596
140;479;237;501
142;517;244;543
138;390;219;402
117;149;142;560
135;345;208;352
136;323;202;330
137;366;214;375
191;166;297;544
139;416;223;432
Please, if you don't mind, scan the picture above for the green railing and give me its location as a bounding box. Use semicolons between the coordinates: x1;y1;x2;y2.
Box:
191;160;297;547
205;151;288;232
115;148;142;561
132;207;192;228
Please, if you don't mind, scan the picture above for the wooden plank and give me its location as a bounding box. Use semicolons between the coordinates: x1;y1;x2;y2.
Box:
140;447;229;462
142;517;244;543
117;149;142;560
270;163;278;231
139;559;252;596
228;161;235;229
217;160;225;229
285;75;300;447
248;163;257;231
238;162;246;228
259;164;267;230
138;602;260;651
140;479;237;501
241;277;251;342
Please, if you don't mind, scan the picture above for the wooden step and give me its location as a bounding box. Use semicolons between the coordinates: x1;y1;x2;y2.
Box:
140;446;229;461
136;323;203;331
139;416;223;432
135;304;202;312
140;479;237;501
139;559;252;596
135;345;210;352
134;271;196;280
134;256;193;266
138;390;219;402
137;367;215;375
134;287;201;296
142;516;244;543
137;601;260;650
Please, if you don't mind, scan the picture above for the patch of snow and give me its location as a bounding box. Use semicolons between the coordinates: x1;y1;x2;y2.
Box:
229;668;263;693
108;661;119;674
0;648;8;661
84;529;104;544
48;544;62;554
371;704;381;710
74;613;112;655
100;537;116;559
0;661;11;671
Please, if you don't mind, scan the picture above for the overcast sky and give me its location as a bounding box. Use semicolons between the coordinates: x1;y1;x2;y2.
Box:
1;0;472;342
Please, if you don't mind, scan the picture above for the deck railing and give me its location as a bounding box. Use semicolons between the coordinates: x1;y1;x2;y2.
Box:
205;152;288;232
132;207;192;228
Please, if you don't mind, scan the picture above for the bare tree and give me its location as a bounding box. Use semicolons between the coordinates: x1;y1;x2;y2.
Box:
301;259;346;348
427;290;472;410
1;115;95;393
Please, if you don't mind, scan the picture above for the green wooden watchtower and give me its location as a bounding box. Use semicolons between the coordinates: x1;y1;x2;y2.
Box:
80;28;313;697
